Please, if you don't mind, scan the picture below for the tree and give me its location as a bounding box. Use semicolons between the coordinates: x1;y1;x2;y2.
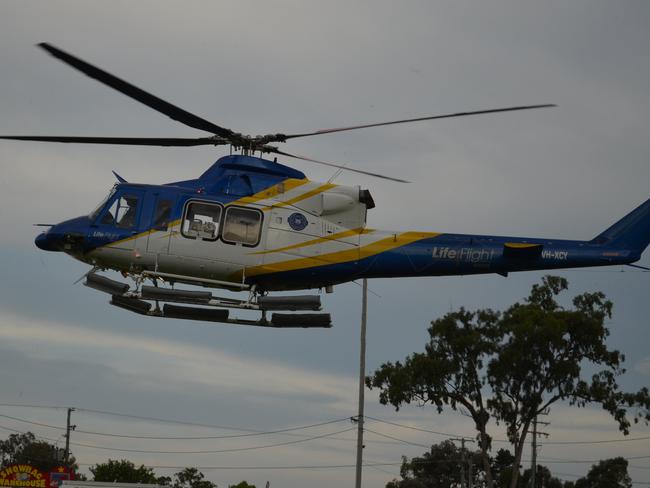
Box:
574;457;631;488
488;276;649;488
228;482;256;488
367;276;650;488
384;440;479;488
90;459;158;483
172;467;216;488
491;449;517;487
367;307;501;487
0;432;78;473
520;465;563;488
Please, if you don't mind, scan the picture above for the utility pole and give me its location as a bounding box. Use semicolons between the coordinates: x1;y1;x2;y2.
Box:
354;279;368;488
451;437;475;488
530;410;550;488
531;417;537;488
64;408;76;465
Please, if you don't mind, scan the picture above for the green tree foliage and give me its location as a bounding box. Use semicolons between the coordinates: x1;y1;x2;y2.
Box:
228;482;256;488
488;276;649;488
574;457;632;488
90;459;158;483
385;440;482;488
172;467;216;488
520;465;564;488
367;307;501;486
367;276;650;488
491;448;517;487
0;432;77;473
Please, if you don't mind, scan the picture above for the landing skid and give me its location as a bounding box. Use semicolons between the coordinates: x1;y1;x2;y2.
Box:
85;273;332;328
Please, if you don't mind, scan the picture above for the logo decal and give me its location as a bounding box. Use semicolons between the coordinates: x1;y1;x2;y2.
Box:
432;246;496;263
288;212;309;231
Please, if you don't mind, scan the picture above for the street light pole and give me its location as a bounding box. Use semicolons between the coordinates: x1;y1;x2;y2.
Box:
355;279;368;488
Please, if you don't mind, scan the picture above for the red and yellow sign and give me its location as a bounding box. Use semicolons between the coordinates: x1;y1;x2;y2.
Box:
0;465;46;488
0;466;72;488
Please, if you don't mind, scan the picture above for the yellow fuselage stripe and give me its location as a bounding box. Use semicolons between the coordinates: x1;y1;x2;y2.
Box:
260;183;337;211
241;231;441;278
250;228;375;255
230;178;310;206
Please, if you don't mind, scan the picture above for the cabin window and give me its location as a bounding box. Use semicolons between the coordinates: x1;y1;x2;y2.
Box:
153;199;172;231
182;201;222;241
222;206;263;246
101;194;140;229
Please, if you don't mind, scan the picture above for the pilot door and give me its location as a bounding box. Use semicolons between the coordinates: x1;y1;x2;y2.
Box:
145;192;176;256
91;189;145;251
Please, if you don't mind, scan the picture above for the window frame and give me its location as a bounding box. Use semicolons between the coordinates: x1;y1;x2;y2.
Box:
180;199;224;242
95;192;141;230
221;205;264;248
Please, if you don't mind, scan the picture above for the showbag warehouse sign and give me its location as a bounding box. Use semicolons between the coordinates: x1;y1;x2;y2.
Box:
0;465;72;488
0;465;46;488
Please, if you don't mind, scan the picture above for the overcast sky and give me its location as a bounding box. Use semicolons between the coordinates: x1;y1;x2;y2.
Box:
1;1;649;487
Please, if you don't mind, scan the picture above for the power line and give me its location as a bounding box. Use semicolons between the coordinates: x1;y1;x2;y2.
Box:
367;416;650;446
3;405;648;447
3;423;648;483
66;427;357;454
364;416;461;437
0;422;357;454
0;418;435;449
0;403;70;410
364;428;430;448
67;427;358;454
73;462;408;470
538;455;650;464
0;412;350;440
0;404;298;434
541;436;650;445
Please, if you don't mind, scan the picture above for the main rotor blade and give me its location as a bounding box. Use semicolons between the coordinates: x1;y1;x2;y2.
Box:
281;104;556;140
38;43;235;139
0;135;228;146
271;149;409;183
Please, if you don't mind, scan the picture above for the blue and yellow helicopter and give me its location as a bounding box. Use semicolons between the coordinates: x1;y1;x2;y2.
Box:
3;44;649;328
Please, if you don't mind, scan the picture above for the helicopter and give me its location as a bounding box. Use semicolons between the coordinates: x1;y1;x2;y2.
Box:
3;43;650;328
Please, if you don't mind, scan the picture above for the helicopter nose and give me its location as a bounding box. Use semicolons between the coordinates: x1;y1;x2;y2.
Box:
35;228;63;251
34;216;90;253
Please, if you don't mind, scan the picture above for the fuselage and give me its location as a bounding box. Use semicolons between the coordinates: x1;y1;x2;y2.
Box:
35;155;642;292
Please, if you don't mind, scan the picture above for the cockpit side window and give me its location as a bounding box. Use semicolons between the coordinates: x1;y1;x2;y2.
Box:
102;194;140;229
181;201;222;241
89;186;117;221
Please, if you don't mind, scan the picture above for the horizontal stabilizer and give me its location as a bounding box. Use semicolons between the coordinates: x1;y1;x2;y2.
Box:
503;242;543;259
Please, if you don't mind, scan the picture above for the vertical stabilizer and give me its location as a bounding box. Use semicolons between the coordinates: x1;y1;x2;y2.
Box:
592;198;650;254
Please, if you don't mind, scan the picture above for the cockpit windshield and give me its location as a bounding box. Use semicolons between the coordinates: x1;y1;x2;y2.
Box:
89;186;117;221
